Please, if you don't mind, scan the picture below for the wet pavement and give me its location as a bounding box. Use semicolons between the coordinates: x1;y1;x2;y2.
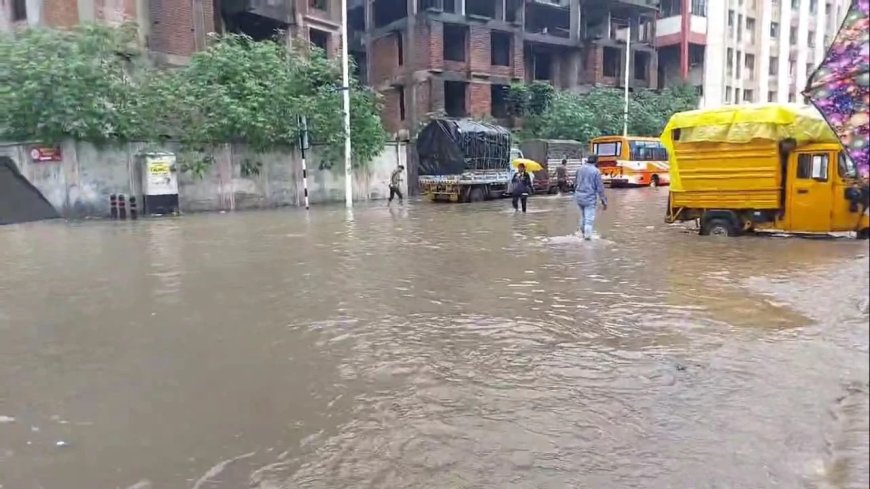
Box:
0;189;868;489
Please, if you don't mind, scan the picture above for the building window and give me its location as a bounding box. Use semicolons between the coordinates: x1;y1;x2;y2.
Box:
728;10;734;27
12;0;27;20
396;32;404;65
490;31;511;67
808;30;815;47
691;0;707;16
397;86;406;120
634;51;650;81
806;62;815;77
660;0;681;16
770;22;779;37
789;60;796;77
727;48;734;76
788;91;796;102
491;84;509;118
791;0;800;9
745;53;756;79
743;89;754;102
443;24;468;62
735;88;742;102
770;56;778;75
603;47;622;77
444;81;468;117
726;86;733;103
746;17;756;33
737;15;743;41
768;90;776;102
810;0;818;11
790;27;797;44
736;51;743;77
309;0;328;11
309;28;330;53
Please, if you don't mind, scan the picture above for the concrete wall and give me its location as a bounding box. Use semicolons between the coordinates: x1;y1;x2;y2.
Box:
0;140;409;218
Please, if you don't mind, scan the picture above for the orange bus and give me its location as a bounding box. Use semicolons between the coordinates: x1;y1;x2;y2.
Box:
589;136;670;188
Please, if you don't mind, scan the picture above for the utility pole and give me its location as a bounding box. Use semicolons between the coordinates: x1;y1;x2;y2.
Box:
623;24;631;137
341;0;353;208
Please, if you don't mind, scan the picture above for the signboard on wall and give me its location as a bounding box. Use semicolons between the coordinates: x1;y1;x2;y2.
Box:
29;147;62;162
143;154;179;196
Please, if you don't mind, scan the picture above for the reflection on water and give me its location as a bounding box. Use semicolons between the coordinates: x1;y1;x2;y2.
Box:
0;190;867;489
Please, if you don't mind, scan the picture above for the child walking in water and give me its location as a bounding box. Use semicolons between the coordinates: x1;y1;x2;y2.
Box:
511;163;533;213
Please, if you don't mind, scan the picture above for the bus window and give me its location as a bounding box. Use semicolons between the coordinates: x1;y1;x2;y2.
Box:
629;140;668;161
593;141;622;157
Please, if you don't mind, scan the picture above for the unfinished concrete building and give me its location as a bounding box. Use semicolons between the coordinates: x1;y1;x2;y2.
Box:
353;0;659;137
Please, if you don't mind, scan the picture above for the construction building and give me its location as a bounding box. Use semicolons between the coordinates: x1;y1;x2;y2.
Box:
1;0;346;66
352;0;660;137
657;0;850;108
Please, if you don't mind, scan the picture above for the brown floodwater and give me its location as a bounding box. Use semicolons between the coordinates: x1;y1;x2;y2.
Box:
0;189;867;489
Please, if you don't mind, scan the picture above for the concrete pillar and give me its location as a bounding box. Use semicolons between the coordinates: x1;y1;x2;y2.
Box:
457;0;465;15
496;0;504;21
569;0;580;41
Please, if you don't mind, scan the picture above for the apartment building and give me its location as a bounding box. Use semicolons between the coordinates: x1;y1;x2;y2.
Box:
657;0;849;107
353;0;660;137
1;0;345;65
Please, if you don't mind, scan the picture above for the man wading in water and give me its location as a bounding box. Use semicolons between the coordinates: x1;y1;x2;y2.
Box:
388;165;404;205
556;159;569;194
574;155;607;240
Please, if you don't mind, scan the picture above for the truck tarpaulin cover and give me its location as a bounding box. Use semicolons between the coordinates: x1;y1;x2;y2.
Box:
416;119;511;175
660;103;839;192
0;157;60;225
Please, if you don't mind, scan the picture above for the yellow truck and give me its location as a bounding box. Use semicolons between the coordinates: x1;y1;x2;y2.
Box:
661;104;869;238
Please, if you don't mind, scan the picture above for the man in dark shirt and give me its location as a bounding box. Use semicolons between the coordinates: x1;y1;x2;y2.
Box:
555;159;569;194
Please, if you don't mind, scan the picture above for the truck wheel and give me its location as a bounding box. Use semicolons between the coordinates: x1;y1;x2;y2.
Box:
858;228;869;240
468;187;485;203
700;218;737;237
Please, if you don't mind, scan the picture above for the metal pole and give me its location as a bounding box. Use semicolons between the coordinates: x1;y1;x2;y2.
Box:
341;0;353;208
623;24;631;137
299;115;310;210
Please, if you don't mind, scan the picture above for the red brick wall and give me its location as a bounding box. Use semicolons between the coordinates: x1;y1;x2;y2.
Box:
468;82;490;118
370;34;399;85
469;25;489;73
427;21;443;71
381;87;402;134
42;0;79;26
414;23;431;71
148;0;215;57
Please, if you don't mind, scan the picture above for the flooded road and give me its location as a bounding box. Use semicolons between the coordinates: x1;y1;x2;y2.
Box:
0;189;868;489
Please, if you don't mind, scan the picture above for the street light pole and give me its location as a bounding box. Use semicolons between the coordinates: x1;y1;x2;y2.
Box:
622;24;631;137
340;0;353;208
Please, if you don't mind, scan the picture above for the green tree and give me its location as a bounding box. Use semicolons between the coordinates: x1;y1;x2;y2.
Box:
0;27;386;168
519;84;699;143
0;24;141;143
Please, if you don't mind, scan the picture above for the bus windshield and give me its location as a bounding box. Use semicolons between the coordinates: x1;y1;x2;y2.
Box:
592;141;622;157
629;140;668;161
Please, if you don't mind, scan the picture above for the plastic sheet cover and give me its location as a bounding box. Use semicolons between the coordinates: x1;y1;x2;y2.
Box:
416;119;511;176
660;104;840;192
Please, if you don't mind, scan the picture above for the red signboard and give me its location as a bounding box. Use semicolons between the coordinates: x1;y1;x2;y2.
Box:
30;146;62;162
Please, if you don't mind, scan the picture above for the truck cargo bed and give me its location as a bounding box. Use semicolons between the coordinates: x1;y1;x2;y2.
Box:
670;140;782;210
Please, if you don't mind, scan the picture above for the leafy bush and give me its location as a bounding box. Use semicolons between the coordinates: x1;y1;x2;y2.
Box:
0;25;386;168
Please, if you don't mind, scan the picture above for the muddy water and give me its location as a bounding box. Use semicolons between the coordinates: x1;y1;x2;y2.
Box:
0;189;867;489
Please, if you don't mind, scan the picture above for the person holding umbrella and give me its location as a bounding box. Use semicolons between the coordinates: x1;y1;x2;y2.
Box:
510;158;542;213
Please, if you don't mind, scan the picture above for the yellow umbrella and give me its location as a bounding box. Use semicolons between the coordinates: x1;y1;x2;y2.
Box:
511;158;543;172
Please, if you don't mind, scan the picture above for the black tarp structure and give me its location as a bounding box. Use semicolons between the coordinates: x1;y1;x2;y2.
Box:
0;156;60;225
416;119;511;175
